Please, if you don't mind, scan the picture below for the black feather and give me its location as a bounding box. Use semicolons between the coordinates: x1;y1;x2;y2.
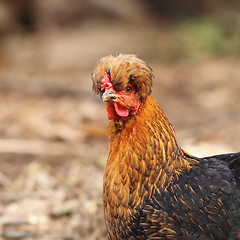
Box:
205;152;240;180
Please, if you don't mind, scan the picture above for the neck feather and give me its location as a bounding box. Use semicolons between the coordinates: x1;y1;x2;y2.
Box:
108;95;187;171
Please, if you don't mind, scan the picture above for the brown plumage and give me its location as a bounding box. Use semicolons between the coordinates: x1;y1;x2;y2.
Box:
92;54;240;240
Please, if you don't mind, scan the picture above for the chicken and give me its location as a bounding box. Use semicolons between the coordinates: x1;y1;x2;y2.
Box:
91;54;240;240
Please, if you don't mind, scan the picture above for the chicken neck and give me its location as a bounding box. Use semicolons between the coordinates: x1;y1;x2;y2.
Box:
103;95;197;229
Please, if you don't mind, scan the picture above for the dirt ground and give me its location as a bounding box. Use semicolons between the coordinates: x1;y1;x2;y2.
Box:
0;21;239;240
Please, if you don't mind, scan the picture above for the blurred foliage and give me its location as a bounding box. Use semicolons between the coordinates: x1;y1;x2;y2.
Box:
151;10;240;61
174;11;240;58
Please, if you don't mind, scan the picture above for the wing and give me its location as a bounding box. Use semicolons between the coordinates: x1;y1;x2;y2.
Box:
205;152;240;180
138;157;240;239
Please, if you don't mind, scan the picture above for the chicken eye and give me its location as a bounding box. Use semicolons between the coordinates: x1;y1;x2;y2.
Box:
125;86;132;94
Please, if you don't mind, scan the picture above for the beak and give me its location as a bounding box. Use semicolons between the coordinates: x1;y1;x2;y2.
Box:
102;91;118;102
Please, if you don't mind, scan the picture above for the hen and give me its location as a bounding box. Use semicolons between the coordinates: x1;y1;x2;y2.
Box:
91;54;240;240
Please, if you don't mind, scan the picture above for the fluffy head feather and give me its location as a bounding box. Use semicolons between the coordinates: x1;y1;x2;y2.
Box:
91;54;153;101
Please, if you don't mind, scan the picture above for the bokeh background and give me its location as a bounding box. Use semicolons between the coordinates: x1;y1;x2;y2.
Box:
0;1;240;239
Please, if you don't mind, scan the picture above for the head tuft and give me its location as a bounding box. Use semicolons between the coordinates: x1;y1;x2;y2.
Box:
91;54;153;101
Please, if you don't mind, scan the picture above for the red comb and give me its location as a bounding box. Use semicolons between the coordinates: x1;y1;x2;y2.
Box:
101;72;113;91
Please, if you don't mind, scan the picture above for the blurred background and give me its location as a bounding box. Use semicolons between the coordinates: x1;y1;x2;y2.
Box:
0;0;239;239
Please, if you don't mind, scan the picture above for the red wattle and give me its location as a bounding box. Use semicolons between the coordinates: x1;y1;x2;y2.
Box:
106;104;117;120
114;103;129;118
